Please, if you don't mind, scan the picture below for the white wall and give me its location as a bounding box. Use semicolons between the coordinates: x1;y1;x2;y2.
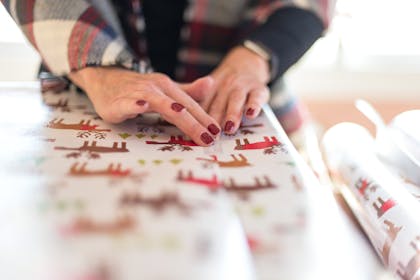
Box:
0;5;40;81
286;0;420;101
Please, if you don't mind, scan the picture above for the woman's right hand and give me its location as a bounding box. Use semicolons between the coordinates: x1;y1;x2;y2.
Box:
68;67;220;146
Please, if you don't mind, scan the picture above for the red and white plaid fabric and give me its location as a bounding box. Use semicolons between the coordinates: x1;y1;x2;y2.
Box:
1;0;333;82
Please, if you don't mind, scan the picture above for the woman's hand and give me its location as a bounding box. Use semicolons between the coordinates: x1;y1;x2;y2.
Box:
187;46;271;134
68;67;220;146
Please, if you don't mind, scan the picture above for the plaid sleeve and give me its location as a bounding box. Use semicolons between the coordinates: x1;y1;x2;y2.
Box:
0;0;143;76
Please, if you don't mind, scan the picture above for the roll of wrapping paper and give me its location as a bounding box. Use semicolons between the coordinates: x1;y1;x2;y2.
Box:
322;122;420;280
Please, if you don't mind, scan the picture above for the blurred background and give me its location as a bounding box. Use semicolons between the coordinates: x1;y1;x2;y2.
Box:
1;0;419;130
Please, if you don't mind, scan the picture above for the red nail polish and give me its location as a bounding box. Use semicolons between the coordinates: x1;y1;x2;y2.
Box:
207;124;220;135
246;108;255;116
224;120;234;132
200;132;214;144
171;102;185;112
136;100;146;106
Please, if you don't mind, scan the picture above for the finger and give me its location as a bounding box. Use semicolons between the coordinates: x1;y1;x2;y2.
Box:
110;98;150;123
160;78;221;137
244;86;270;119
147;91;216;146
223;89;248;134
178;76;214;102
207;85;231;126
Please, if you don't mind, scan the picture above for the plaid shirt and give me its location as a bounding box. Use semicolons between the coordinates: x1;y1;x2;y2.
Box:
1;0;333;82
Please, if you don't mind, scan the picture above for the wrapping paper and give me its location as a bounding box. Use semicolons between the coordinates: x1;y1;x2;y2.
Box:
0;86;380;279
323;122;420;280
375;110;420;186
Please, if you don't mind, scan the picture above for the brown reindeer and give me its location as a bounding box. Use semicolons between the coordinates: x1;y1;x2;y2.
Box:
63;215;136;235
69;162;131;177
120;191;193;215
397;236;420;280
55;141;129;153
196;154;251;168
47;118;110;131
379;220;402;266
146;135;197;146
223;176;277;200
234;136;280;150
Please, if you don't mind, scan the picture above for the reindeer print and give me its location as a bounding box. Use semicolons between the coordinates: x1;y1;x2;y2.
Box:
177;170;221;191
120;191;195;215
55;141;129;159
55;141;128;153
355;178;370;197
146;136;197;151
196;154;251;168
223;176;276;200
372;197;396;218
238;123;264;135
379;220;402;266
234;136;280;150
46;118;110;132
69;162;131;177
397;236;420;280
62;215;136;236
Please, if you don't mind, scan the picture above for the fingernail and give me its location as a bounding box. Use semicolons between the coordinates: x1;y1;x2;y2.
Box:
171;102;185;112
246;108;255;116
200;132;214;144
224;120;234;133
136;100;146;106
207;124;220;135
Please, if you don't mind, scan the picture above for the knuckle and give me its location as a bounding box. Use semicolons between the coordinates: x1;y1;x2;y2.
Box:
226;110;242;121
226;105;241;118
208;102;223;115
136;80;155;93
229;91;246;103
155;74;172;87
258;88;270;102
189;121;203;135
259;85;270;95
208;100;224;113
222;74;238;88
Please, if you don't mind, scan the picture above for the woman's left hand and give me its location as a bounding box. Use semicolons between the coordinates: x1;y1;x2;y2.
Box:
185;46;271;134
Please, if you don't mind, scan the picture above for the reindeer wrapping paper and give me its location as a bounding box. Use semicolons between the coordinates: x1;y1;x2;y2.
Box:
0;86;381;280
323;123;420;280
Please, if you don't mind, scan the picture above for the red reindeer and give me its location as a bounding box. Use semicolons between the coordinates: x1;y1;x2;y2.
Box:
373;197;396;218
177;170;221;191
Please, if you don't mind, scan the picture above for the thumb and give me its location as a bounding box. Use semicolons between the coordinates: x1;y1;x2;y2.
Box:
179;76;214;102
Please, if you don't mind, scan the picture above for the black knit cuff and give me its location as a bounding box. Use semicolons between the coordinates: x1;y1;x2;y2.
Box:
246;7;324;81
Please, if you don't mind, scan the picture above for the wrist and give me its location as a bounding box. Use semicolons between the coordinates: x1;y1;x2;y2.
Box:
241;40;278;82
232;46;270;83
68;67;100;93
